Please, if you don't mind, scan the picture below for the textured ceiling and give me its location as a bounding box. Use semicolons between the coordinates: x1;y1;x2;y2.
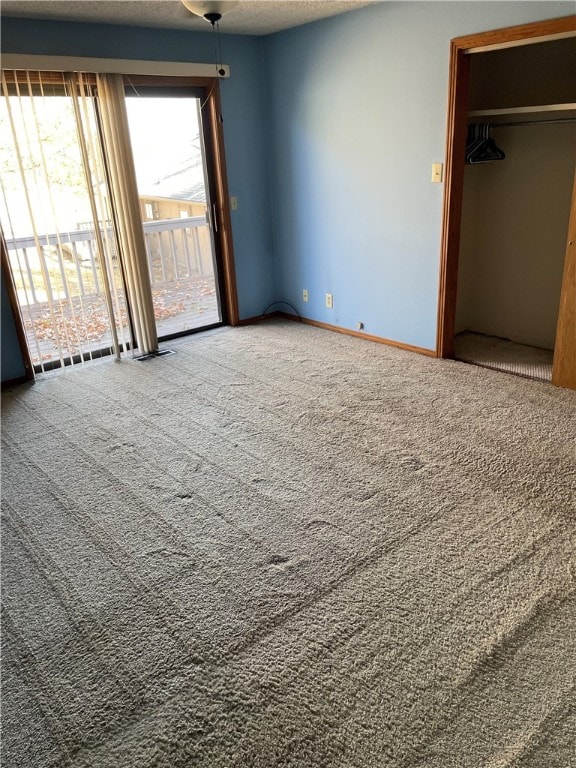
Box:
0;1;375;35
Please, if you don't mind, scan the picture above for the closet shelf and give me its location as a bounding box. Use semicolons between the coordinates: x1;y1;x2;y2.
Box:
468;103;576;124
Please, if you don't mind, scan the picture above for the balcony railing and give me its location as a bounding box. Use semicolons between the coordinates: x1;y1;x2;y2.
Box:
5;216;220;367
5;216;211;304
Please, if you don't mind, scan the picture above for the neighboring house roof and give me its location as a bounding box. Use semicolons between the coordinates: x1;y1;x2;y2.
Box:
146;161;207;204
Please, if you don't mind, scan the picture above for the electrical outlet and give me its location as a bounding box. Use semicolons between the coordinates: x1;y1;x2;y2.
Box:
302;289;309;302
356;322;364;331
230;196;238;210
325;293;333;309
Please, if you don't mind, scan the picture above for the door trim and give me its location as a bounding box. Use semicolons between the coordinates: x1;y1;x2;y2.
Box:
552;171;576;389
202;79;240;326
436;15;576;360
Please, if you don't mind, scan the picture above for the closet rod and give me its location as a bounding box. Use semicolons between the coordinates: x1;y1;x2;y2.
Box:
491;117;576;128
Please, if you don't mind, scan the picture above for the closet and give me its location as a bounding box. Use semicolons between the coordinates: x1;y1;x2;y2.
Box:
453;37;576;383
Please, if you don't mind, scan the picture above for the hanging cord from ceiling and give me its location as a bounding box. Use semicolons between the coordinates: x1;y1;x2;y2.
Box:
210;19;227;79
180;1;234;116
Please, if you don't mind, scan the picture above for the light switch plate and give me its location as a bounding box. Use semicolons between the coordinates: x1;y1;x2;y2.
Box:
431;163;443;183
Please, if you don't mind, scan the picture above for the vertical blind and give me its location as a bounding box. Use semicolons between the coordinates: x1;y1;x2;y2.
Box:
0;69;159;374
95;73;158;356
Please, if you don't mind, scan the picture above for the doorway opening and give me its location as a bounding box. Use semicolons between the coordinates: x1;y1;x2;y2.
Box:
436;15;576;390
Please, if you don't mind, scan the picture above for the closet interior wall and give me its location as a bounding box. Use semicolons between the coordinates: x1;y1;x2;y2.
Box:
455;38;576;352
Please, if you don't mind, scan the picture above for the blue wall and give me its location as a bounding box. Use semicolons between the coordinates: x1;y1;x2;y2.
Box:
1;16;275;381
264;1;574;350
1;270;26;382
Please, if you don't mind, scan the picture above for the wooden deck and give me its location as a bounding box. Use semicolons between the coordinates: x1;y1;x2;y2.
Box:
8;217;221;370
23;275;220;369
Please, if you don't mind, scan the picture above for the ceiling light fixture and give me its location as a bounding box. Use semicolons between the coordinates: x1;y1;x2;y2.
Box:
181;0;239;77
180;1;239;26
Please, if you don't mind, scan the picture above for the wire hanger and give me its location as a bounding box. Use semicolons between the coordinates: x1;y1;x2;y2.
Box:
465;123;506;164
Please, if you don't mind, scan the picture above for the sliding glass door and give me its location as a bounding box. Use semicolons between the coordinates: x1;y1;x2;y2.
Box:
0;74;129;371
125;88;222;339
1;72;230;374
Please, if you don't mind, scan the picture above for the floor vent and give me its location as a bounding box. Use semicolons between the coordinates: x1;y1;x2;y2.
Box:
135;349;176;361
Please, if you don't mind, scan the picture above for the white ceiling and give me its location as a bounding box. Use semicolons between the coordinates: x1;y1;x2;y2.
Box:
0;1;375;36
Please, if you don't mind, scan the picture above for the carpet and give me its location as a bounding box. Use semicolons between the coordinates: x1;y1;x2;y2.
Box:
454;332;554;383
2;319;575;768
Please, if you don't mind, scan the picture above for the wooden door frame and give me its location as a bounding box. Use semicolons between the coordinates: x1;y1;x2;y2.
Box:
436;15;576;360
552;172;576;389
